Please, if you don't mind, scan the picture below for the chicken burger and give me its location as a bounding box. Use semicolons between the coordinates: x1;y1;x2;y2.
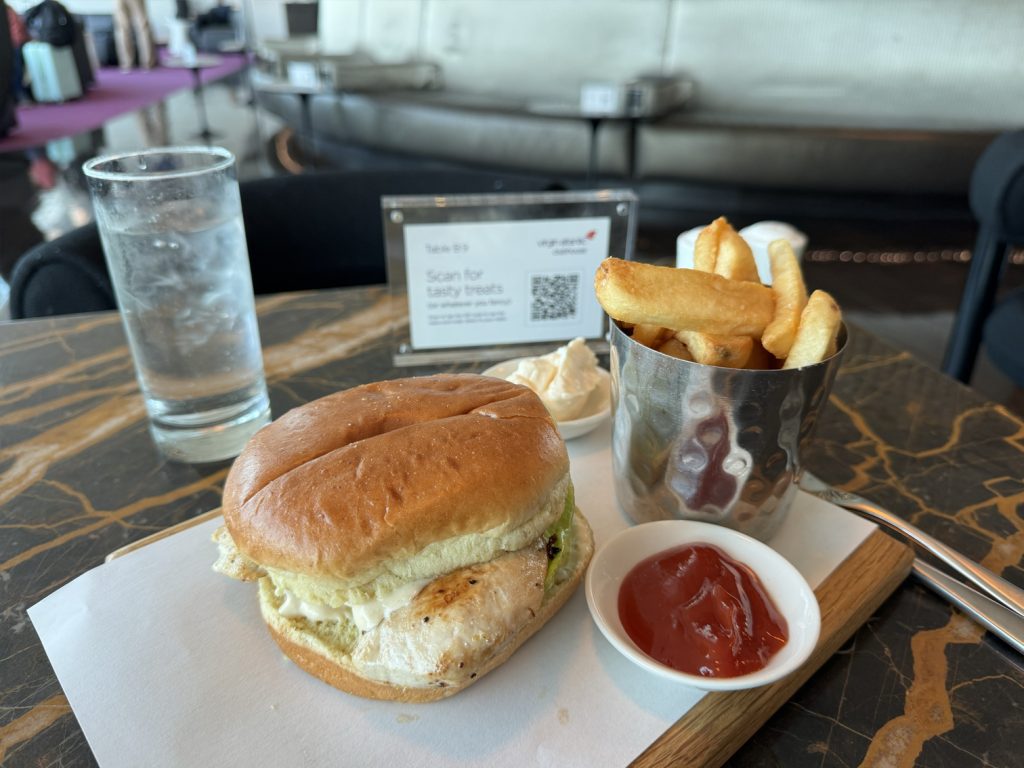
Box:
212;373;593;702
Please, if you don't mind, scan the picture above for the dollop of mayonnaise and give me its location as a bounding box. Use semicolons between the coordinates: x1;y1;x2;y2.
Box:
506;338;601;421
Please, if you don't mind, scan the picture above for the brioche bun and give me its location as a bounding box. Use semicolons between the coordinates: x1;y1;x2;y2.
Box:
216;374;592;701
223;374;569;580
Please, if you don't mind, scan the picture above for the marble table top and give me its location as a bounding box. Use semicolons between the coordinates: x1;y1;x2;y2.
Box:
1;286;1021;767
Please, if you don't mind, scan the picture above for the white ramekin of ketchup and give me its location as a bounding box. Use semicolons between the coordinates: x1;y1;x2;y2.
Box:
585;520;820;691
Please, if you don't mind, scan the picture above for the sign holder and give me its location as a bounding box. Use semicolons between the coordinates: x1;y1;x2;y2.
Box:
384;189;637;367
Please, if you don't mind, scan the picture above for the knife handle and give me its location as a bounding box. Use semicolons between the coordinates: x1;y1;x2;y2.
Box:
913;559;1024;656
838;495;1024;620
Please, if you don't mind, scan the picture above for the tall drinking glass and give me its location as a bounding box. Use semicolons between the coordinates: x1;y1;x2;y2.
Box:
83;147;270;462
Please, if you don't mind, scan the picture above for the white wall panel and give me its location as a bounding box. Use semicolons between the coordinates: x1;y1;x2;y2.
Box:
663;0;1024;126
420;0;672;101
246;0;289;42
51;0;1019;130
362;0;422;62
318;0;361;53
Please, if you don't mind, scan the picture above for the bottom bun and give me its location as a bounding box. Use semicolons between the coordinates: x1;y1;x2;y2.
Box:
261;511;594;703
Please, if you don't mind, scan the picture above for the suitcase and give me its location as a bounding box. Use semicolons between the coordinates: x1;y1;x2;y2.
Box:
1;0;16;136
23;41;82;102
0;94;17;137
0;28;15;137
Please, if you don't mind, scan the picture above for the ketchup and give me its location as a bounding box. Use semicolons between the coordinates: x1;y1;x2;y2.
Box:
618;544;788;677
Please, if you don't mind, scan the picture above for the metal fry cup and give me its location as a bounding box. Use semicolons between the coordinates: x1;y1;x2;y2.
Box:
609;321;846;541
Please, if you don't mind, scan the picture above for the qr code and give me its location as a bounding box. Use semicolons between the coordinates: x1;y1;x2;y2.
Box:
529;272;580;322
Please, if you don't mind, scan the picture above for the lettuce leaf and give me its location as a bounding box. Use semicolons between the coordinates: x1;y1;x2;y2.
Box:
544;484;575;592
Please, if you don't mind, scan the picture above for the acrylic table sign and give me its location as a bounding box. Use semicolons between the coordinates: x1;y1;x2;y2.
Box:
383;189;637;366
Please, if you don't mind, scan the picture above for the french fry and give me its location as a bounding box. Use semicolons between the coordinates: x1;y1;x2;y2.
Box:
693;216;759;283
783;290;842;369
692;217;726;273
715;242;760;283
688;219;760;361
714;230;760;284
656;337;694;361
597;215;843;372
594;258;775;337
761;240;808;359
631;323;671;349
675;330;753;369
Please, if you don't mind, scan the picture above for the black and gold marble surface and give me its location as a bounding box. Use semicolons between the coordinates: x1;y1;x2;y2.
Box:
1;287;1022;767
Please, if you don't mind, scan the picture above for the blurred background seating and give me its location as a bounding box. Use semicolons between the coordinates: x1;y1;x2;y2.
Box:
943;130;1024;387
9;169;559;318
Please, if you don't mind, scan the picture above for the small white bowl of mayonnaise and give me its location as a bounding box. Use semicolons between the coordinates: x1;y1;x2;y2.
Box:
482;339;611;440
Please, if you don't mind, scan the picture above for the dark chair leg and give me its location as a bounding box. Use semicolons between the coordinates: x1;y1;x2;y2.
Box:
942;227;1008;382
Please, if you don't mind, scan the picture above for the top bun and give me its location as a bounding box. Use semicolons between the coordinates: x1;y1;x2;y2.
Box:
223;374;569;580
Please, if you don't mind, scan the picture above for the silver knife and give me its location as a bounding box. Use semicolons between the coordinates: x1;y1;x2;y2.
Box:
799;472;1024;620
913;559;1024;655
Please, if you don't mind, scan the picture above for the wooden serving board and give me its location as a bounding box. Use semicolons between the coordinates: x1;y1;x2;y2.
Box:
105;509;223;563
108;514;913;767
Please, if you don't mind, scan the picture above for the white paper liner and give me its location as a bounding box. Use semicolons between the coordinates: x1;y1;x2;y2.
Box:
29;421;874;767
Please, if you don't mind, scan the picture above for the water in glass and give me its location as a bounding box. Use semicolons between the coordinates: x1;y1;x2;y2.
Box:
101;198;269;461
